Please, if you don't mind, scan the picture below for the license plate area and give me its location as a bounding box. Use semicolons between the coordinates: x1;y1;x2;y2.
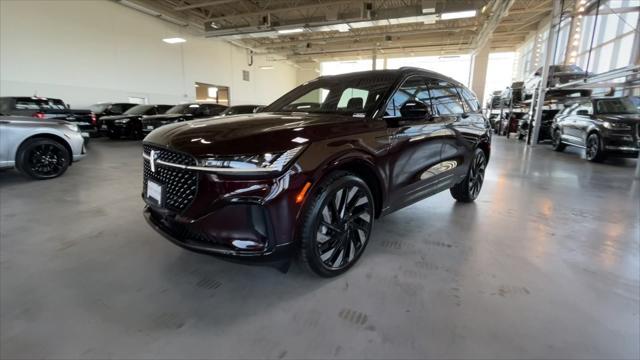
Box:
146;125;154;130
146;180;163;207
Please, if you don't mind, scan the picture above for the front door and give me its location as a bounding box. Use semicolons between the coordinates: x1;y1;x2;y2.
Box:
384;76;450;211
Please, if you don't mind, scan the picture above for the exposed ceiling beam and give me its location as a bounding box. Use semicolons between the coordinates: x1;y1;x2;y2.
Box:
206;0;355;21
471;0;516;49
174;0;237;11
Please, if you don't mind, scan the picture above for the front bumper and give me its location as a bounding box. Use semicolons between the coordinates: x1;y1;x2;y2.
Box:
143;206;295;263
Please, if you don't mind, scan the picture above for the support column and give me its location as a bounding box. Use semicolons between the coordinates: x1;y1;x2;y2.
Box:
372;47;377;70
470;43;490;105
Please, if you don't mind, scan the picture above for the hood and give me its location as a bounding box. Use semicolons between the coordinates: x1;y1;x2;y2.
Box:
144;112;364;157
142;114;185;122
596;114;640;123
101;114;139;121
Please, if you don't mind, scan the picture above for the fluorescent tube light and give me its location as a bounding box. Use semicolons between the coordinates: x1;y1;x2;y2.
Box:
440;10;477;20
277;28;304;34
162;37;187;44
260;66;274;70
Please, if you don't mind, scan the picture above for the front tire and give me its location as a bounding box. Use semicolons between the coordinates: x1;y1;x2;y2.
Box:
450;148;487;203
552;130;566;151
585;133;605;162
16;138;70;180
298;171;374;277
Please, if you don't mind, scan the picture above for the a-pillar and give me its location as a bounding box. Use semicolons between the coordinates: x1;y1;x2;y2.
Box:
470;43;490;104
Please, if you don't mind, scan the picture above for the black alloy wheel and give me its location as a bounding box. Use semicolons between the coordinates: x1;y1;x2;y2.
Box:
299;171;374;277
450;148;487;202
17;138;70;180
585;133;605;162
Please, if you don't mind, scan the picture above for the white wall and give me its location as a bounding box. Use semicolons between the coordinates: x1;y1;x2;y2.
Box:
0;0;297;107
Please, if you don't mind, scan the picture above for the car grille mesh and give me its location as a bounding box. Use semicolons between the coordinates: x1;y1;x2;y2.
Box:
143;144;198;213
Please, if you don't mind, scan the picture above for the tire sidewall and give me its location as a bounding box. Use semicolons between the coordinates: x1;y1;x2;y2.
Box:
586;133;601;161
18;139;70;180
300;173;374;277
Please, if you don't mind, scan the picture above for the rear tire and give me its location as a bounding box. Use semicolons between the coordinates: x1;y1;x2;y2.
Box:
552;130;565;152
298;171;374;277
450;148;487;203
16;138;70;180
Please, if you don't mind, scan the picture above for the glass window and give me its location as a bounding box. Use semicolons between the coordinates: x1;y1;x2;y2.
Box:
594;98;638;114
110;104;125;114
337;88;370;111
459;87;480;112
384;77;431;118
124;105;153;115
572;102;593;115
428;80;465;115
265;73;395;115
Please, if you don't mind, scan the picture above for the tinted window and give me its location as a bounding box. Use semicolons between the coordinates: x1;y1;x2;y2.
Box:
124;105;153;115
166;104;198;115
428;80;465;115
459;87;480;112
385;77;431;117
110;104;125;114
157;105;172;114
222;105;259;115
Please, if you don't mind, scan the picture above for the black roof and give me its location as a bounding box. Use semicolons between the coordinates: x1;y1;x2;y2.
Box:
315;67;464;87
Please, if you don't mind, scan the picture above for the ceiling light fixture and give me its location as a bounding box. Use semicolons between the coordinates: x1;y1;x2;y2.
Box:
440;10;477;20
277;28;305;34
162;37;186;44
260;66;274;70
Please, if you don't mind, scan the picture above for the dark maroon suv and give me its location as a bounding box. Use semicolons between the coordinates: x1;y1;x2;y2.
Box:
142;68;491;277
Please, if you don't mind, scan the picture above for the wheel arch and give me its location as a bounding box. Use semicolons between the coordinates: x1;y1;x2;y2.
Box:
16;133;73;166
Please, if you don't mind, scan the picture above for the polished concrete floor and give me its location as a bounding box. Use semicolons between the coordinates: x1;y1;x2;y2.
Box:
1;137;639;359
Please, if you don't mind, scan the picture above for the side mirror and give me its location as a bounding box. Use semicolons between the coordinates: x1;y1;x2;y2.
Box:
576;109;590;116
400;101;431;120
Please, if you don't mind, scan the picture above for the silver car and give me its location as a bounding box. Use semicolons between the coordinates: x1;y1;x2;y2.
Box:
0;116;86;179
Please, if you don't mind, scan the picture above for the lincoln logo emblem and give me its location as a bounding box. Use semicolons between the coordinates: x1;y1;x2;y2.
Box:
150;150;157;173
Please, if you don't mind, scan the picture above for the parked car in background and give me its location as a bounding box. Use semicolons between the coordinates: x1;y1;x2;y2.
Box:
523;65;590;99
0;96;96;137
218;105;264;116
101;104;173;139
141;103;227;135
141;68;491;277
486;90;502;109
516;109;560;141
501;81;524;106
629;96;640;111
88;102;137;131
551;97;639;161
498;111;528;135
0;115;86;179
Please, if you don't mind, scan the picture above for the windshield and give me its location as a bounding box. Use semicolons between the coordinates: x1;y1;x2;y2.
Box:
166;104;200;115
125;105;153;115
552;65;584;73
595;98;639;114
88;104;109;113
265;73;396;115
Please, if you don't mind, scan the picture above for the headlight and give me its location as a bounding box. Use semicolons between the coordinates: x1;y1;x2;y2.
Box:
115;118;130;124
603;121;631;130
199;146;305;173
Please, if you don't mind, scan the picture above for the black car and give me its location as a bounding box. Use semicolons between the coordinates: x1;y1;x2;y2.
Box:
141;103;227;135
101;104;173;139
141;68;491;277
219;105;263;116
551;97;639;161
88;102;137;131
516;109;560;141
501;81;524;106
0;96;96;137
486;91;503;110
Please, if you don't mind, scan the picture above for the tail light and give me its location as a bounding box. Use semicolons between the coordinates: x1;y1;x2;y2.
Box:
91;113;97;125
32;112;45;119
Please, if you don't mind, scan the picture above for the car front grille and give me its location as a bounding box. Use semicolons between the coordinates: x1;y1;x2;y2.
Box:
143;143;198;213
